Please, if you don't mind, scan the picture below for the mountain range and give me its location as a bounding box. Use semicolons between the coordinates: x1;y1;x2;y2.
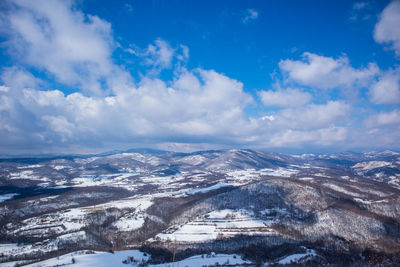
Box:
1;149;400;266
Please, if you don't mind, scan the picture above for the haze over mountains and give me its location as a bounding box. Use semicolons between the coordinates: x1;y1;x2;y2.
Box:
1;149;400;265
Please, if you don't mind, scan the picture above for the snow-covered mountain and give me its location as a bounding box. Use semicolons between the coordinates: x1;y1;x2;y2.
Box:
1;149;400;266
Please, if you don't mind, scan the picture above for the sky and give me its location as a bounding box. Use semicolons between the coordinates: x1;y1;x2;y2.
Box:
0;0;400;155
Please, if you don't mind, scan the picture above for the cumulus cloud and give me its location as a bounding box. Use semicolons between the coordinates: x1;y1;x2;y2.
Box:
259;88;311;107
374;0;400;55
0;63;358;153
0;67;256;152
369;67;400;104
365;109;400;128
356;109;400;149
244;101;351;148
266;126;348;147
279;52;379;90
242;9;258;24
1;0;399;154
273;101;350;130
0;0;121;95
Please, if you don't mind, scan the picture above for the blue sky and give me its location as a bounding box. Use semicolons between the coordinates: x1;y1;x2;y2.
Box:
0;0;400;154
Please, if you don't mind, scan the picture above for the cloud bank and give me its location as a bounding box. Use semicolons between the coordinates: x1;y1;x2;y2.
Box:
0;0;399;154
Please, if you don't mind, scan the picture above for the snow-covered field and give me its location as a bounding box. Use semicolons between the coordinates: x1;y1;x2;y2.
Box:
153;253;251;267
5;250;251;267
155;209;275;242
24;249;149;267
264;248;317;265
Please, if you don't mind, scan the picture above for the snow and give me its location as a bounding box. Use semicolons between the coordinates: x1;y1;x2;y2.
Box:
0;260;31;267
354;198;388;204
262;248;318;265
0;243;20;254
19;250;251;267
226;169;260;182
53;165;67;170
299;177;314;181
177;155;207;165
71;176;111;187
90;197;153;231
56;231;86;243
354;198;372;204
97;196;152;210
388;175;400;189
69;172;140;190
113;216;146;231
14;207;87;235
186;182;230;195
0;241;62;262
18;164;42;169
8;170;41;180
0;193;18;202
155;209;274;242
276;249;317;264
24;249;149;267
152;253;251;267
352;161;392;170
323;183;362;197
12;197;153;237
259;167;298;177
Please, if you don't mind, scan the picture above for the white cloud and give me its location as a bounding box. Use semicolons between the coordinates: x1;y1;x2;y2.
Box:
374;0;400;55
177;45;189;62
2;0;117;95
0;67;255;151
259;88;311;107
365;109;400;128
369;67;400;104
274;101;350;130
242;101;351;148
266;126;348;147
1;66;42;92
2;62;399;152
144;39;175;69
0;86;10;92
1;0;400;154
127;39;189;72
0;62;362;153
242;9;258;24
42;115;75;142
279;52;379;90
353;109;400;149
